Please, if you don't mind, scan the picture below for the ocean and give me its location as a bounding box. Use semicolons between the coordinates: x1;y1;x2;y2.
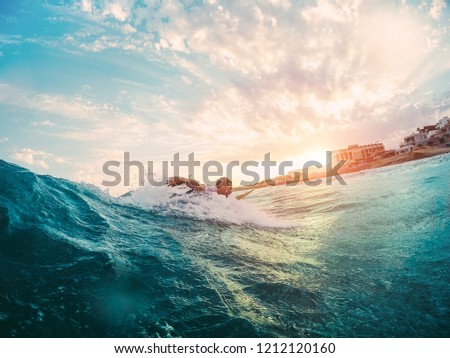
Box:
0;154;449;338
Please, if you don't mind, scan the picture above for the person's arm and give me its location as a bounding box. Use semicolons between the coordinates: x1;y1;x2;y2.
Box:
166;176;189;187
166;177;205;191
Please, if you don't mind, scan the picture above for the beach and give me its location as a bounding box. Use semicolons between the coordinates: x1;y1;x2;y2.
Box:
367;146;450;169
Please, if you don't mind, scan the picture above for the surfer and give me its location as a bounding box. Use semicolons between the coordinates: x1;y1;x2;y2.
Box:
166;176;233;198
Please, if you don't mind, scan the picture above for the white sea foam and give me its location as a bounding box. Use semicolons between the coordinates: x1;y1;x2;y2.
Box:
117;185;294;228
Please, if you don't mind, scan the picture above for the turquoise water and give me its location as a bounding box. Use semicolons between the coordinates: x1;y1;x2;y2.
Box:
0;154;449;337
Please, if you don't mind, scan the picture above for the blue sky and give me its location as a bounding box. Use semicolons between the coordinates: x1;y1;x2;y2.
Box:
0;0;449;193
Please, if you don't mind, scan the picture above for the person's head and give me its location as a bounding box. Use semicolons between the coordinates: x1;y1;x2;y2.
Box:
215;177;232;197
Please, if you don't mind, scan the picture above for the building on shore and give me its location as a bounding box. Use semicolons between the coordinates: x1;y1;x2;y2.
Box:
428;117;450;146
399;117;450;151
400;132;428;150
396;146;413;155
332;143;385;166
283;116;450;183
417;125;437;133
437;116;450;129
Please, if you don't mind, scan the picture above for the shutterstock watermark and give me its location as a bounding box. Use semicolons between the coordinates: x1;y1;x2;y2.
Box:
102;152;347;187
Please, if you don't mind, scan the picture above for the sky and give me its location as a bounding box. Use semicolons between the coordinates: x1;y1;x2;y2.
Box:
0;0;449;193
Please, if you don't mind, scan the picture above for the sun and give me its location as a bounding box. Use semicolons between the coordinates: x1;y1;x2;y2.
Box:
285;149;329;171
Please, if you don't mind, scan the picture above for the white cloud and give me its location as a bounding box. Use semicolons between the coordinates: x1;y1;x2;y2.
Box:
32;120;56;127
54;157;66;164
181;75;192;85
429;0;446;19
103;0;134;22
13;148;51;169
0;83;149;147
13;147;68;169
4;1;450;174
58;0;446;159
161;0;430;154
121;23;136;34
0;34;22;45
81;0;93;13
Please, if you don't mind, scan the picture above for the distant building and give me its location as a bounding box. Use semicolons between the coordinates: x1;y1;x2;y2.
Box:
417;125;437;133
396;146;413;155
383;150;397;158
401;132;428;148
397;116;450;151
427;116;450;145
332;143;385;165
437;116;450;129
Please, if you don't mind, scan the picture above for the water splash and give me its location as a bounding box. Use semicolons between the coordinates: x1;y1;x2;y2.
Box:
117;184;295;227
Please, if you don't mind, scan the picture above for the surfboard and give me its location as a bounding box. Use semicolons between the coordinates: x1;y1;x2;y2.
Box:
235;188;255;200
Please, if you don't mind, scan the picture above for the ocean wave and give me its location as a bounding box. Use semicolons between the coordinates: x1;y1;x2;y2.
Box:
117;184;295;228
1;156;449;338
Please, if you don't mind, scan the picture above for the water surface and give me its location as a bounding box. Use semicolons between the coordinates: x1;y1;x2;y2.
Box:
0;154;449;337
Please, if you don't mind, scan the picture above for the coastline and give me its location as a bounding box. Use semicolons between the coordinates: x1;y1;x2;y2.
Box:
233;146;450;192
365;146;450;170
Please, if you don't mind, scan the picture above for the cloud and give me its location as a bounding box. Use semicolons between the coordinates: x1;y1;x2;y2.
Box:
81;0;93;13
429;0;447;19
0;137;8;143
54;157;66;164
13;148;68;169
58;0;448;160
102;0;135;22
121;23;136;34
147;1;435;157
32;120;56;127
3;1;450;172
0;34;22;46
0;83;149;147
13;148;51;169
